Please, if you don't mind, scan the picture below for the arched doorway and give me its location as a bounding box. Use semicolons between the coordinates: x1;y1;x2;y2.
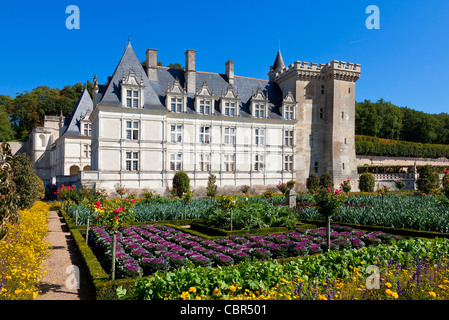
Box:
69;165;80;176
83;165;91;171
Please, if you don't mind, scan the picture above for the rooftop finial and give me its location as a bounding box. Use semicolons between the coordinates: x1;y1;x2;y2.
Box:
128;33;131;44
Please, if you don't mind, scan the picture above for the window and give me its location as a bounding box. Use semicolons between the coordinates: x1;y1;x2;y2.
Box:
254;104;265;118
224;154;235;171
171;97;183;113
285;130;294;146
199;100;211;115
199;126;210;144
309;134;313;147
83;123;92;136
125;120;139;140
255;128;265;146
83;144;91;158
170;124;182;143
125;151;139;171
314;162;319;173
170;153;182;171
344;137;347;145
224;102;236;116
342;163;345;170
284;105;294;120
254;154;264;171
321;85;325;95
126;90;139;108
320;108;325;120
348;87;351;94
224;127;235;145
284;155;293;171
199;153;210;172
342;112;345;120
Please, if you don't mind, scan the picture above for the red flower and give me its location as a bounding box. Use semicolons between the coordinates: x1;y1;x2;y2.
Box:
94;201;102;208
115;216;119;220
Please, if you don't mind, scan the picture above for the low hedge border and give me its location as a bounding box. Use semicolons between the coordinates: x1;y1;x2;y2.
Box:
298;218;449;239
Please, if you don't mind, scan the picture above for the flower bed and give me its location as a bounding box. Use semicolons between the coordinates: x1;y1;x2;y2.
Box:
88;223;402;279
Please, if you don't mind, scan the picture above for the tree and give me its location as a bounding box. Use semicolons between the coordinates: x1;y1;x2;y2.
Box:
416;166;440;194
206;174;218;201
167;63;184;70
359;172;375;192
306;173;320;193
172;171;190;198
0;106;15;142
320;172;333;189
11;153;44;209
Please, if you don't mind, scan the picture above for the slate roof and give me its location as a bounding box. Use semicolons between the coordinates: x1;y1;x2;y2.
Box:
62;89;93;136
96;43;287;119
272;49;285;73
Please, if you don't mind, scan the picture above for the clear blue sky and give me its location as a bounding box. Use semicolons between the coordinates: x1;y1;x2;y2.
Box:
0;0;448;114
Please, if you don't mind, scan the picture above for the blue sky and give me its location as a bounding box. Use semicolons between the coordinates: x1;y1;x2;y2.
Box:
0;0;448;114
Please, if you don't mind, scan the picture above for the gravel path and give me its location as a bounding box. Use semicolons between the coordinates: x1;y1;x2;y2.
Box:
36;210;95;300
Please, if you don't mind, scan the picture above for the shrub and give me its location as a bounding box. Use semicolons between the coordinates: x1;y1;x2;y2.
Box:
359;172;375;192
172;171;190;198
417;166;440;194
206;174;218;199
0;142;18;233
306;173;320;193
320;173;333;189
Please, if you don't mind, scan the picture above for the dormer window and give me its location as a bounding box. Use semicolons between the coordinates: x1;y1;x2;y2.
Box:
121;68;145;108
126;90;140;108
83;123;92;136
219;84;239;117
281;91;296;120
195;81;215;115
166;79;187;113
249;87;268;119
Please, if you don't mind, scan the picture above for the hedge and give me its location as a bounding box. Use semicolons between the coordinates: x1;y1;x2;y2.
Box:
355;135;449;159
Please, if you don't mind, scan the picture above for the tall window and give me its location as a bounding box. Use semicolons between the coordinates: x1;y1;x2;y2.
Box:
224;102;236;116
254;154;264;171
309;134;313;147
126;120;139;140
125;151;139;171
224;154;235;171
224;127;235;145
126;90;139;108
170;153;182;171
284;155;293;171
314;162;319;173
83;123;92;136
255;128;265;146
170;124;182;143
254;104;265;118
83;144;91;158
199;100;211;115
171;97;183;113
284;105;294;120
284;130;294;146
199;126;211;144
320;108;325;120
199;153;210;171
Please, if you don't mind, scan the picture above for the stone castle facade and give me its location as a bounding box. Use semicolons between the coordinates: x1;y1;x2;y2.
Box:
26;40;361;195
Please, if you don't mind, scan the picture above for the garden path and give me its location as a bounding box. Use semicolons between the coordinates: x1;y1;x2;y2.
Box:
36;209;95;300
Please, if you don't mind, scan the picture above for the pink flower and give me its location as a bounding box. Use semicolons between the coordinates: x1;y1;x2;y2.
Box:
115;216;119;220
335;189;341;195
327;187;332;192
114;208;121;214
131;199;136;203
94;201;102;208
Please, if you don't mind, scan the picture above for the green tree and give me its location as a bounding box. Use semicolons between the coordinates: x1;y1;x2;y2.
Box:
0;106;15;142
11;153;44;209
416;166;440;194
172;171;190;198
306;173;320;193
359;172;375;192
320;172;333;189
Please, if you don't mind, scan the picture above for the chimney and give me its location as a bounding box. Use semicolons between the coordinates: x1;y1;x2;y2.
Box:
146;48;158;81
225;60;234;85
185;49;196;93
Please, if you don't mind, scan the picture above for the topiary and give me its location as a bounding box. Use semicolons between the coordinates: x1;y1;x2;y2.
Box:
359;172;375;192
320;172;333;189
11;153;44;209
306;173;320;193
416;165;439;194
172;170;190;198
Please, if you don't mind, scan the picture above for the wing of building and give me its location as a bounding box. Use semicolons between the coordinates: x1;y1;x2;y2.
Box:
27;40;361;195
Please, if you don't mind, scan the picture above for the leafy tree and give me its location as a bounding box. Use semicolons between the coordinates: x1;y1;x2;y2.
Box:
320;172;333;189
0;106;15;142
306;173;320;193
167;63;184;70
206;174;218;200
172;171;190;198
359;172;375;192
416;166;440;194
11;153;44;209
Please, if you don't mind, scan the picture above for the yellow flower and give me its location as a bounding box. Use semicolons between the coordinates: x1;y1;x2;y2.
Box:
385;282;392;288
189;286;197;293
180;291;190;299
213;288;221;295
429;291;437;298
385;289;393;295
229;285;236;292
391;291;399;299
318;295;328;300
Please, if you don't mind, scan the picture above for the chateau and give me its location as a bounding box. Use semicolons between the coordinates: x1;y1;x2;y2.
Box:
27;40;361;195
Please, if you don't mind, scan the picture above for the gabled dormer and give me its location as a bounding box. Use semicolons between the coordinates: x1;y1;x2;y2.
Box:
195;81;215;115
121;68;145;108
219;84;239;117
281;90;296;120
165;79;187;113
249;86;268;119
80;109;92;136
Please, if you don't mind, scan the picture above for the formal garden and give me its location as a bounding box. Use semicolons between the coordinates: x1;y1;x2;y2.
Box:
3;140;449;301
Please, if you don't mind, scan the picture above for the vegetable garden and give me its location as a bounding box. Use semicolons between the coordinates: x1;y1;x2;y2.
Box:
56;179;449;301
